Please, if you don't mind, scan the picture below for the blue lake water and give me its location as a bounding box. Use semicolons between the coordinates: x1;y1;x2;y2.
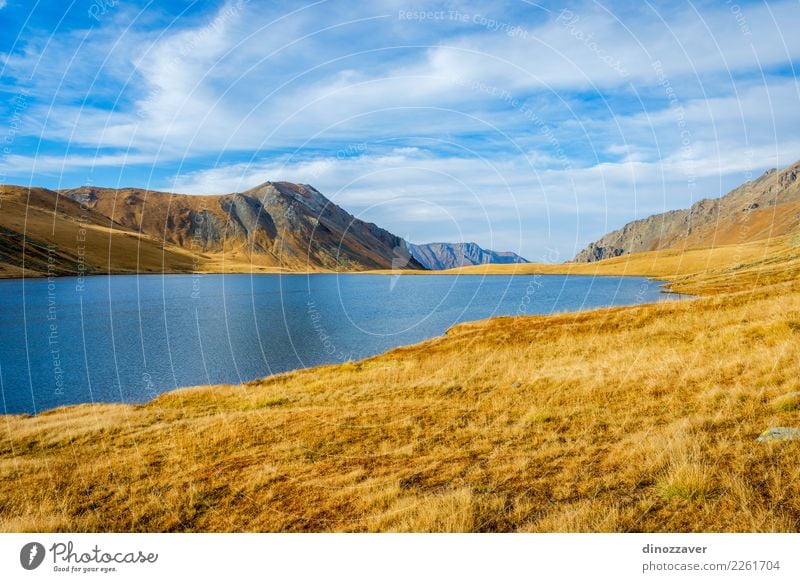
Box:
0;273;683;415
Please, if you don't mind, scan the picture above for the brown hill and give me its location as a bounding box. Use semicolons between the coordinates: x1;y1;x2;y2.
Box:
574;160;800;261
0;182;424;277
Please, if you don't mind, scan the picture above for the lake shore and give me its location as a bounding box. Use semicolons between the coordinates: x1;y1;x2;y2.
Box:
4;232;793;296
1;235;798;532
0;271;678;416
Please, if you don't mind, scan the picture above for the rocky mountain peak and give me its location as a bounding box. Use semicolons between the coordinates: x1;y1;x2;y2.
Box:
409;241;529;270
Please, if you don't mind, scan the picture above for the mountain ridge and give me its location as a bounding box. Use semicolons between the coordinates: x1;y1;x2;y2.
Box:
0;181;425;277
409;241;529;270
574;161;800;262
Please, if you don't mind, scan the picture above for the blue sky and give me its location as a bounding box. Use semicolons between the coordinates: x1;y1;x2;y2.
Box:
1;0;798;259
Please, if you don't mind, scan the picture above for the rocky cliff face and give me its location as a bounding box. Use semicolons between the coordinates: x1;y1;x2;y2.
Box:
1;181;425;275
574;161;800;262
408;242;529;270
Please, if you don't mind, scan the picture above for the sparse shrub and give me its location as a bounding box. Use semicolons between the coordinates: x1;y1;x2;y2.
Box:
657;463;714;502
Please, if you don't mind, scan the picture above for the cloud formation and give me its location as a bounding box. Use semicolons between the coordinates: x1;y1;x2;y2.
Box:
0;0;798;258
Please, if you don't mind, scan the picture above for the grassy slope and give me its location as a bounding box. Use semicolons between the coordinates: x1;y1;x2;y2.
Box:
371;233;800;294
1;236;799;532
0;188;336;277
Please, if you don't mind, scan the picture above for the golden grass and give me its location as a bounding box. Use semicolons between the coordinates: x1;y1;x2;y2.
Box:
368;233;800;294
1;231;799;531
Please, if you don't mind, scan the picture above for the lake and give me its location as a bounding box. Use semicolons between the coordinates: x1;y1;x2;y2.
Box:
0;273;683;414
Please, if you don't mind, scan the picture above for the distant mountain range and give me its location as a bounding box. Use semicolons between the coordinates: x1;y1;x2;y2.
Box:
0;182;426;277
14;156;790;279
409;242;529;270
574;160;800;262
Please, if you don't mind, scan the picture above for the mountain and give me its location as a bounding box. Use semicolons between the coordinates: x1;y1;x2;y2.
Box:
0;182;424;277
574;160;800;262
408;241;529;270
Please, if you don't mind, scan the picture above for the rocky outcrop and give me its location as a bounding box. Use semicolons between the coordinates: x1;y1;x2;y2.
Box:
574;161;800;262
757;427;800;442
408;242;529;270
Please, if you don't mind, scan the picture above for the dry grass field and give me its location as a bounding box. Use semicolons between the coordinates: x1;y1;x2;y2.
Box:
0;235;799;532
370;233;800;294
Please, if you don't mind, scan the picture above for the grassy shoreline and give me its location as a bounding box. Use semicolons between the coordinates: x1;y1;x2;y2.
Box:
7;231;795;295
1;235;798;532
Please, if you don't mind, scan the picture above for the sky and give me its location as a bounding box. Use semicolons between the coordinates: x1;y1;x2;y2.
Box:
0;0;798;260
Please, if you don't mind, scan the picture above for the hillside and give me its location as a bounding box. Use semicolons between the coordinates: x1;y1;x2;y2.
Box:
575;161;800;262
0;186;200;277
431;233;800;295
0;182;424;276
409;242;528;270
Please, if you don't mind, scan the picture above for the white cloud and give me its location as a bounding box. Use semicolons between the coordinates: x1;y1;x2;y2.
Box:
2;0;799;257
165;136;800;259
15;1;798;154
0;152;157;175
